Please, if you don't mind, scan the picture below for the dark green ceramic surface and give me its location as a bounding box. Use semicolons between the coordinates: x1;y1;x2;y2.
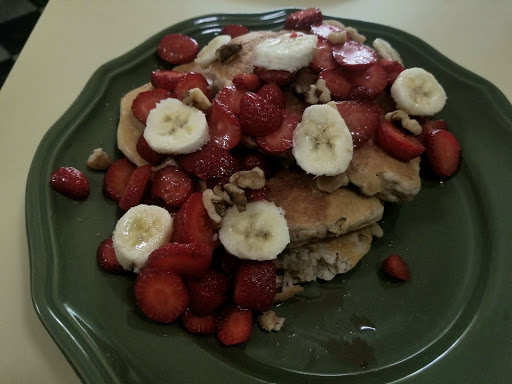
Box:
26;9;512;384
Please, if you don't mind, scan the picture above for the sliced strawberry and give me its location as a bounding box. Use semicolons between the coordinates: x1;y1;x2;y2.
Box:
418;118;447;145
255;109;300;154
193;145;241;180
239;92;283;137
131;88;172;125
118;164;152;211
376;120;425;162
150;70;185;95
347;63;388;99
157;33;199;65
96;237;125;274
136;133;164;165
221;24;249;38
253;67;296;87
174;72;211;100
381;254;410;281
335;101;380;149
318;68;352;100
256;83;285;109
379;59;405;86
424;129;460;178
147;242;212;280
241;152;275;178
181;309;218;335
103;158;136;202
246;186;270;202
332;40;378;71
232;73;261;91
217;306;253;346
188;270;231;315
233;260;276;312
310;39;337;73
171;192;219;249
310;23;343;40
284;8;323;31
215;85;247;116
50;167;90;200
134;268;189;323
150;165;193;208
207;99;242;150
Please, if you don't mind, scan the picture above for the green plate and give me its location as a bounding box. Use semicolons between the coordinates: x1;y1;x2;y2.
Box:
26;9;512;384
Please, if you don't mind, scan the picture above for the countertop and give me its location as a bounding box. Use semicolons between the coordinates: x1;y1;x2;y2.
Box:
1;0;511;382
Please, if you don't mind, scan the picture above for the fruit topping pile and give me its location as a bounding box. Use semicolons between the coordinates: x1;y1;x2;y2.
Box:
49;8;462;346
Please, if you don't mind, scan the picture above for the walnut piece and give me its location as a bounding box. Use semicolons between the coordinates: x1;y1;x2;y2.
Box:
292;68;318;95
257;310;285;332
215;43;242;63
229;167;266;190
223;183;247;212
316;173;349;193
87;148;111;171
202;189;223;227
385;109;423;135
345;26;366;43
181;88;212;111
305;78;331;104
328;30;348;45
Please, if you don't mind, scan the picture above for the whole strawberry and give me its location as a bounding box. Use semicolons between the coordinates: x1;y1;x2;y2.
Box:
50;167;90;200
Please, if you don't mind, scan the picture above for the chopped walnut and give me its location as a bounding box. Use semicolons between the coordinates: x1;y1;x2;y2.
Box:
202;189;223;227
215;43;242;63
345;26;366;43
87;148;111;171
181;88;212;111
305;78;331;104
229;167;266;190
328;30;348;45
223;183;247;212
385;109;423;135
292;68;318;95
316;173;349;193
213;185;233;205
257;310;285;332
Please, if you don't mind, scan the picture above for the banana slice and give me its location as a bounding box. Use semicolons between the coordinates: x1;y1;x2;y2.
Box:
252;32;318;72
144;98;209;155
292;103;353;176
112;204;173;272
390;67;447;116
219;201;290;261
372;38;403;64
194;35;232;68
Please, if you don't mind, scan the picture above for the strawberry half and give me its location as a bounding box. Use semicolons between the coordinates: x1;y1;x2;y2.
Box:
255;110;300;154
131;88;172;125
424;128;460;178
103;158;136;202
253;67;296;87
381;254;410;281
310;39;337;73
171;192;219;249
233;260;276;313
174;72;211;100
335;100;380;149
347;63;388;99
147;242;212;280
134;268;189;323
150;165;193;208
332;40;378;72
157;33;199;65
118;164;152;211
418;118;448;145
96;237;125;274
181;309;218;335
217;306;253;346
239;92;283;137
284;8;323;31
150;70;185;95
318;68;353;100
376;120;425;162
50;166;90;200
232;73;261;91
256;83;285;109
187;269;231;315
136;133;164;165
221;24;249;38
207;99;242;150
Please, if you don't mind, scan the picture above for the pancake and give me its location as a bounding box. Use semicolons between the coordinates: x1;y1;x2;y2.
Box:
266;168;384;246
